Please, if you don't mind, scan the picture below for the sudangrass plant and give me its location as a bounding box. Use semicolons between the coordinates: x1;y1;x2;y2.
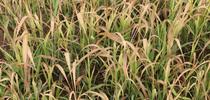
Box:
0;0;210;99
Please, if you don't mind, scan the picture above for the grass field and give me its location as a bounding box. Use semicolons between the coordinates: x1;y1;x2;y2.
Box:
0;0;210;99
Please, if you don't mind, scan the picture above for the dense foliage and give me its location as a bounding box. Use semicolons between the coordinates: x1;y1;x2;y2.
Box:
0;0;209;99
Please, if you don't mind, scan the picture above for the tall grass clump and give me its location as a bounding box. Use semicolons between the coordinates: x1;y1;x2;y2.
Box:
0;0;209;99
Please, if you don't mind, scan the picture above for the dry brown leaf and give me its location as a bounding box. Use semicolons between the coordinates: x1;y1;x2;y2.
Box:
16;16;28;36
55;64;70;86
100;32;123;44
22;31;30;93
